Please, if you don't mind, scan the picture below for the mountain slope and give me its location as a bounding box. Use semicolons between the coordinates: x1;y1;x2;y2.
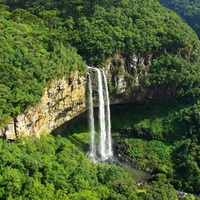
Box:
0;0;200;196
0;5;86;126
158;0;200;38
0;0;200;126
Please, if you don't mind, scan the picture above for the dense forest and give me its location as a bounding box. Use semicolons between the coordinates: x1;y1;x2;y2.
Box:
158;0;200;38
0;4;86;126
0;0;200;199
0;0;199;125
0;133;181;199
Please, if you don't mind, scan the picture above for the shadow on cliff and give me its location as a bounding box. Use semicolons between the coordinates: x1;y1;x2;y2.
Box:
52;110;91;151
52;103;181;151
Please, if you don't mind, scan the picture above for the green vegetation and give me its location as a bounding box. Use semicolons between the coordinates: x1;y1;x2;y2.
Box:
0;0;200;124
140;180;178;200
0;0;200;198
0;134;140;199
60;103;200;195
0;133;180;200
111;104;200;195
1;0;199;66
125;138;172;173
158;0;200;38
146;53;200;103
0;6;86;126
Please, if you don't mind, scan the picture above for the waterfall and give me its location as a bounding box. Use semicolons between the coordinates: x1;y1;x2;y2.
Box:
96;68;107;160
87;67;113;161
87;72;96;161
101;69;113;157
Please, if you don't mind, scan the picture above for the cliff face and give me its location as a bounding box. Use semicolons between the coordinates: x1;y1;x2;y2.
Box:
104;53;150;94
1;71;87;139
88;53;155;105
1;53;175;139
104;53;174;104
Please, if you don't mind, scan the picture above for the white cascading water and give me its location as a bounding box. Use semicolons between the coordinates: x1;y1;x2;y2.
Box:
87;72;96;161
87;67;113;161
96;68;107;160
101;69;113;157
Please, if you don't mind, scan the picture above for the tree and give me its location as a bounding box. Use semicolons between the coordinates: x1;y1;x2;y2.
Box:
140;180;178;200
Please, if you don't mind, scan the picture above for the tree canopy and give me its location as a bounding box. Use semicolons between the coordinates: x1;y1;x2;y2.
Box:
0;6;86;125
0;134;140;199
0;0;199;125
158;0;200;38
0;0;200;198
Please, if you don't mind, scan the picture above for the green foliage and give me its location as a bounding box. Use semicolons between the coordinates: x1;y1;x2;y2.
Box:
146;53;200;103
1;0;199;67
172;139;200;193
111;104;181;140
0;0;200;130
124;72;134;86
0;134;139;199
0;0;200;197
181;194;196;200
125;138;172;173
140;180;178;200
158;0;200;38
0;8;86;125
176;101;200;139
111;103;200;194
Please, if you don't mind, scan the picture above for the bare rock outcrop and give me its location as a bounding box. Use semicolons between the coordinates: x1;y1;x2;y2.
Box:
2;71;87;139
1;53;175;139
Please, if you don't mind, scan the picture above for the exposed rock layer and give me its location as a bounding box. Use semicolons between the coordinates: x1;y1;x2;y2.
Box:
104;53;174;104
1;71;87;139
1;53;174;139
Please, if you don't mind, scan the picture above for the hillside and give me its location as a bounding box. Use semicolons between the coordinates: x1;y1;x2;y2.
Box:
158;0;200;38
0;0;200;125
0;4;86;126
0;0;200;198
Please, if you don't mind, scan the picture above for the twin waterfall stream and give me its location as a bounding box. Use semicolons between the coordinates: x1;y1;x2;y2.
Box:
87;67;149;182
87;67;113;162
